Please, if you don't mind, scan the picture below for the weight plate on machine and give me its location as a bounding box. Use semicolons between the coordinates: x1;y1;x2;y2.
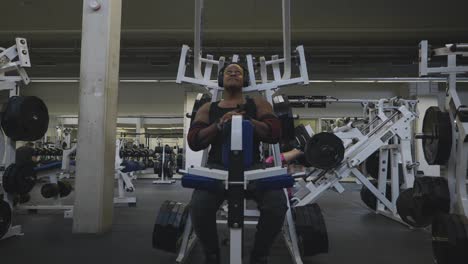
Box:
188;93;212;125
292;203;328;256
1;163;36;195
273;95;295;143
294;124;311;150
14;163;36;195
364;151;405;183
0;200;12;239
2;164;18;194
432;213;468;264
421;107;452;165
304;132;345;170
396;188;433;228
152;200;190;253
360;180;392;211
413;176;450;214
1;96;49;141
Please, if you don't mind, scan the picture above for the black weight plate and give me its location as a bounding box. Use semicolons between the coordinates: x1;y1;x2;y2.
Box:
153;200;189;253
294;124;311;150
293;203;328;256
413;176;450;214
422;107;452;165
364;151;381;179
304;132;345;170
432;213;468;264
2;164;18;194
58;180;73;197
14;163;36;195
396;188;432;228
40;183;59;198
1;96;49;141
0;200;12;239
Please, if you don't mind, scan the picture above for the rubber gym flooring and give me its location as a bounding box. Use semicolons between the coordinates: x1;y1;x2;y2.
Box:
0;179;433;264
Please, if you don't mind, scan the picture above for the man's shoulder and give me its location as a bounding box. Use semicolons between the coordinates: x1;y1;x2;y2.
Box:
250;96;271;107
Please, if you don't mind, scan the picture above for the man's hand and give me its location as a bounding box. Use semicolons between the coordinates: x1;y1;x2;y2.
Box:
219;109;246;125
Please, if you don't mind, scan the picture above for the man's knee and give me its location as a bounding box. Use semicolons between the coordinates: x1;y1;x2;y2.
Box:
190;189;223;217
257;190;288;216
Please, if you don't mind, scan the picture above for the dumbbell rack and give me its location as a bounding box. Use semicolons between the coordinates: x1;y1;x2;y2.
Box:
16;173;74;218
291;100;418;224
419;40;468;217
16;145;76;218
0;37;32;240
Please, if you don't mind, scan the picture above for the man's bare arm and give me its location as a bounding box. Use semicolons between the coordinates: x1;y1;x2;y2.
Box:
251;97;282;143
187;102;219;151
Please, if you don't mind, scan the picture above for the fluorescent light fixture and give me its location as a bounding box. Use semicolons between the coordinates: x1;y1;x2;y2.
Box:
120;80;159;83
29;77;468;83
146;127;184;130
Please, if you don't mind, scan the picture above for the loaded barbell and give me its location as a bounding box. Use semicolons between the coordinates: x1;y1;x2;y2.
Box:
1;96;49;141
415;106;452;165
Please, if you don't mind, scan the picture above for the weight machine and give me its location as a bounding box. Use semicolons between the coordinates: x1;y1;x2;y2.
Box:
170;0;315;263
417;40;468;263
289;97;419;224
419;40;468;218
177;0;309;170
0;37;32;240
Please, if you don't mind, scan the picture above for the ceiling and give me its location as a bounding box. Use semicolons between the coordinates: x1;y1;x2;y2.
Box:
1;0;467;78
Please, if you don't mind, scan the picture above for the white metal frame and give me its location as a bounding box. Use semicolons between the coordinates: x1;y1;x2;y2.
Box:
419;40;468;217
16;173;74;219
291;101;418;224
0;38;32;240
15;146;77;218
176;117;299;264
114;140;137;206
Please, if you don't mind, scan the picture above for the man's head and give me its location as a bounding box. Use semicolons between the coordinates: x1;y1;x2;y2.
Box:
218;63;249;90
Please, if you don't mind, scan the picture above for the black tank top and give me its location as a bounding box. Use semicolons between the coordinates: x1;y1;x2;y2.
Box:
207;97;260;167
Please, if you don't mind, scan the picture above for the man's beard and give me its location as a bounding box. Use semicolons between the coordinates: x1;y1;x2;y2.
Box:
224;83;242;93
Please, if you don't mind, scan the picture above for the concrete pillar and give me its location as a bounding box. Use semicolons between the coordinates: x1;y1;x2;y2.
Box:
135;118;141;146
136;118;145;146
73;0;122;233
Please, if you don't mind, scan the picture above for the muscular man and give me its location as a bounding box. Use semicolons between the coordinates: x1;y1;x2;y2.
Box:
187;63;287;264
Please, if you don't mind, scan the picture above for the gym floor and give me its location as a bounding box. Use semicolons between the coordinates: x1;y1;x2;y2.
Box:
0;179;433;264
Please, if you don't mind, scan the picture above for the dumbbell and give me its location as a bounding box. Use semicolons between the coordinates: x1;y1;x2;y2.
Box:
41;181;73;198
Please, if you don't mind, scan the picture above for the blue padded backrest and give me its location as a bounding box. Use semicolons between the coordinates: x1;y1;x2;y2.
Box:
181;174;221;191
222;120;254;169
120;160;144;173
251;175;294;191
34;161;62;172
